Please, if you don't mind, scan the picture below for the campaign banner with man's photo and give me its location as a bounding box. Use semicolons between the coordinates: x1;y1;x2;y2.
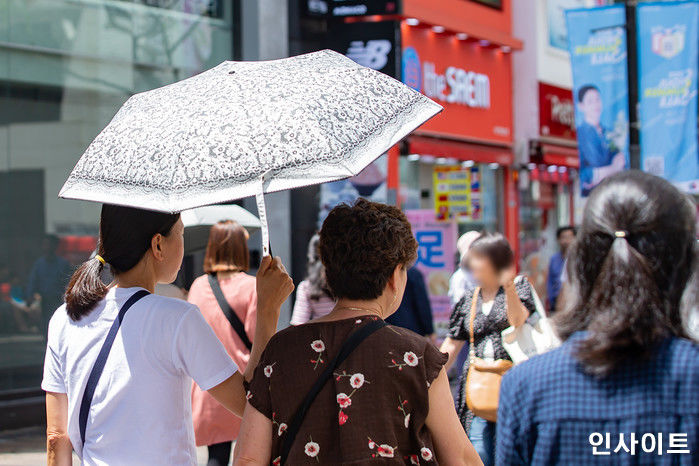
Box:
566;5;630;196
637;2;699;194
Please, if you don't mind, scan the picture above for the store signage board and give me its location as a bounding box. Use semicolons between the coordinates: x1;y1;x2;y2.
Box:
538;82;576;141
433;165;482;222
405;209;457;339
328;20;399;78
401;23;513;144
306;0;400;17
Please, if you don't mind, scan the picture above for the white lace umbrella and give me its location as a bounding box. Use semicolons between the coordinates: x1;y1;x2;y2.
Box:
59;50;441;253
181;205;261;254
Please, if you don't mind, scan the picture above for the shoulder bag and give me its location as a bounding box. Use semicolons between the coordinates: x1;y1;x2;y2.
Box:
501;276;560;365
79;289;149;447
465;287;513;423
278;318;386;465
208;273;253;351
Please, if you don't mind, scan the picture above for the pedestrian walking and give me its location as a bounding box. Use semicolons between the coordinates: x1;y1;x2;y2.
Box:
496;171;698;465
386;266;435;340
26;234;72;337
234;199;481;465
448;231;480;307
42;204;293;466
289;234;335;325
546;226;576;314
189;220;258;466
440;233;537;466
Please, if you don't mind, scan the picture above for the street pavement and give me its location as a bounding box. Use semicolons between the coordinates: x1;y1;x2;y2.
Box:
0;427;212;465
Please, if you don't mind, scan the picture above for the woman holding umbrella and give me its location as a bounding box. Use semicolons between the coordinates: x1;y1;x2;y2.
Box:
43;205;293;466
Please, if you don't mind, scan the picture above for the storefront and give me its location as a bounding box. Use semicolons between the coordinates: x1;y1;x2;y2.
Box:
0;0;237;428
518;82;578;299
395;11;522;257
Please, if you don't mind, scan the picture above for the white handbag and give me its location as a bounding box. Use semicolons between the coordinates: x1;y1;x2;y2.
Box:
501;277;561;365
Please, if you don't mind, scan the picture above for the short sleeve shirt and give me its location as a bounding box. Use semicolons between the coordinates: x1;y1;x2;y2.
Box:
248;316;448;465
42;287;238;466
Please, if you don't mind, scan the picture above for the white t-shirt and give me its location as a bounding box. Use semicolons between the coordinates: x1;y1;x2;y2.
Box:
42;287;238;466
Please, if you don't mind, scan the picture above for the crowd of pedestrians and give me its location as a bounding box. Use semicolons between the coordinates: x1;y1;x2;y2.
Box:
39;171;697;465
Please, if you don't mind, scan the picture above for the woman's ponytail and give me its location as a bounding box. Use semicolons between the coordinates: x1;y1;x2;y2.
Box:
554;171;695;377
571;234;670;376
65;256;109;321
62;204;179;321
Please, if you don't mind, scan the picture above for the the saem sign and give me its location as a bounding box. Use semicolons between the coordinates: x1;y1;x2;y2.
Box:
423;62;491;108
401;23;512;144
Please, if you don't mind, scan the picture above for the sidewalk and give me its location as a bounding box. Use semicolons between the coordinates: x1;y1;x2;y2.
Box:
0;427;211;465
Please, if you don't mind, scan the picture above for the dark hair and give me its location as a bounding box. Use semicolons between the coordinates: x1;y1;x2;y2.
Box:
64;205;180;321
469;232;514;273
555;171;696;376
577;84;600;103
319;199;417;300
556;226;576;239
304;233;331;301
203;220;249;274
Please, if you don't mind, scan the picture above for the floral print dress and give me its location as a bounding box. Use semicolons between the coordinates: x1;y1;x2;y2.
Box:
248;316;447;465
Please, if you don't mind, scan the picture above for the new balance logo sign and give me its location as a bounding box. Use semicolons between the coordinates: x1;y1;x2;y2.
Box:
346;40;392;71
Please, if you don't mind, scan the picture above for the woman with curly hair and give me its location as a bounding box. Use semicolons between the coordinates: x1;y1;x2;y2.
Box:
234;199;481;465
496;171;698;464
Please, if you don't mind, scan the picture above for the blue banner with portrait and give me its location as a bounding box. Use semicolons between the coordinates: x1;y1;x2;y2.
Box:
566;6;629;196
637;1;699;194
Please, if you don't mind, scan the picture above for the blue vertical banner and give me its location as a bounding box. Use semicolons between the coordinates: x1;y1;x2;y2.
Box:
637;1;699;194
566;6;630;196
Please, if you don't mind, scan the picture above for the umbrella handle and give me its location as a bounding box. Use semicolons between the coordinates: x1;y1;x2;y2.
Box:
255;184;271;257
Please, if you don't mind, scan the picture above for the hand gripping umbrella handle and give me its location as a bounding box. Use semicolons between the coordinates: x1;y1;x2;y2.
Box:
255;175;271;257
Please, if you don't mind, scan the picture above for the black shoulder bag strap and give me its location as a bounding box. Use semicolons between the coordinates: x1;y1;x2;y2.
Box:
279;318;387;465
79;289;149;445
208;274;253;351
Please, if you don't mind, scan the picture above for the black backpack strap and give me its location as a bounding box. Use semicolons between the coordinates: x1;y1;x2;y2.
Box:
208;274;253;351
278;318;387;465
79;289;149;445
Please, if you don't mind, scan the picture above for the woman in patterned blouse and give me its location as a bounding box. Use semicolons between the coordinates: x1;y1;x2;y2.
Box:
440;233;537;466
234;199;481;465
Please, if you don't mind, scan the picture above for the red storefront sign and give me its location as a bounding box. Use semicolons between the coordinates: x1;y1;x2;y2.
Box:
538;82;576;141
400;23;513;144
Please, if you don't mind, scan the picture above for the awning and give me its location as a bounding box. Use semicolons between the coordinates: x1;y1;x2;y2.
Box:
540;143;579;168
409;135;513;165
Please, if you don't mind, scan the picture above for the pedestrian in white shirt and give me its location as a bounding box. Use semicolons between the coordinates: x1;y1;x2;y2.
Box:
43;204;293;466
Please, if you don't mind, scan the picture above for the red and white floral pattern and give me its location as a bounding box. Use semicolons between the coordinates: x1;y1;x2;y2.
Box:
420;447;433;461
263;363;275;378
305;437;320;461
367;437;397;459
310;339;326;370
388;351;424;371
349;373;365;389
337;393;352;409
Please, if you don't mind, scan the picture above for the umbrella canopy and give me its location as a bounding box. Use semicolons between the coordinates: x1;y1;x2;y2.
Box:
59;50;441;252
181;205;261;254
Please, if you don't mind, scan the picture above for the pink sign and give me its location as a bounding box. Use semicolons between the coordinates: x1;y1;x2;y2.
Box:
405;209;457;338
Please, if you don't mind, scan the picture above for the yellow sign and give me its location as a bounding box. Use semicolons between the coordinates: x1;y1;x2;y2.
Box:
433;166;481;221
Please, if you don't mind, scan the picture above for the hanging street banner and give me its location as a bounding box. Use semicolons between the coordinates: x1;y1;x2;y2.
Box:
566;5;630;196
405;210;457;339
637;1;699;194
433;165;482;222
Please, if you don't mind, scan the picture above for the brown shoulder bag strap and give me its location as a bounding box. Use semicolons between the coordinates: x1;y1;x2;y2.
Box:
468;287;480;358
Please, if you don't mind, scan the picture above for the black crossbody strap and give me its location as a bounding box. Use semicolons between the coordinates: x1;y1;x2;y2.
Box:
208;274;253;351
79;289;149;446
279;318;387;465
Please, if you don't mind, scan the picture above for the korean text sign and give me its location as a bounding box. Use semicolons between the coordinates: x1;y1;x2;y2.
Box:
566;5;630;196
405;210;457;339
637;1;699;194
